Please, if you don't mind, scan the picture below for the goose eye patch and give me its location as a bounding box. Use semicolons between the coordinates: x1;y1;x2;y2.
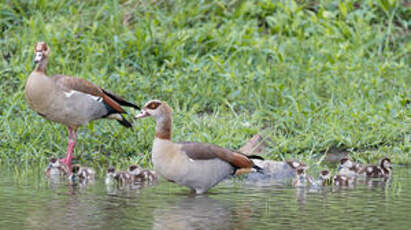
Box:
148;102;161;110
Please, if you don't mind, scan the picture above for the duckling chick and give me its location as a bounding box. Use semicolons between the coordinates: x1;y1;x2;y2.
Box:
379;157;392;177
69;164;95;183
360;157;392;178
105;166;116;185
333;174;354;186
286;160;308;170
337;157;362;178
114;171;132;186
105;167;133;186
361;165;383;178
45;156;68;177
128;164;142;177
292;166;312;187
134;169;158;183
247;159;307;181
317;170;333;186
128;165;158;183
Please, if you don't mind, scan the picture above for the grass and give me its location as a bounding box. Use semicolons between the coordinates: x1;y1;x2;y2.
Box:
0;0;410;173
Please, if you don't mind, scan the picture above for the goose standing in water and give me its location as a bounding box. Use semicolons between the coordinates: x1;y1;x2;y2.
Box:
135;100;263;194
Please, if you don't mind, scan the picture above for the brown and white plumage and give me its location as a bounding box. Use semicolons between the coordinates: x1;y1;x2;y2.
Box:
317;170;333;186
135;100;262;194
246;159;307;181
128;165;158;183
25;42;139;170
69;164;95;183
360;157;392;178
45;156;68;177
292;166;313;187
333;174;354;186
337;157;364;178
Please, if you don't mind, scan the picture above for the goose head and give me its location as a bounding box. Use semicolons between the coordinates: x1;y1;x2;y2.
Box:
135;100;172;121
34;42;50;64
136;100;173;139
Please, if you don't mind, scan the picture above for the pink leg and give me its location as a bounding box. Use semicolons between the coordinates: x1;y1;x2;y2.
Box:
60;127;77;170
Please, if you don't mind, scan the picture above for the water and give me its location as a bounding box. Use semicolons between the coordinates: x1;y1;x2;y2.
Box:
0;166;410;230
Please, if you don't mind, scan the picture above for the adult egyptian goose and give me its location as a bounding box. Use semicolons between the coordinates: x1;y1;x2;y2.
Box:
135;100;263;194
25;42;139;170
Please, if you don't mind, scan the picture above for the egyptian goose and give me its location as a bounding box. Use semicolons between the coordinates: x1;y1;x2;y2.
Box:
337;157;363;177
317;170;332;186
292;166;313;187
360;157;392;178
105;167;117;185
115;171;132;186
128;165;142;176
333;174;354;186
45;156;68;177
129;165;158;183
135;100;263;194
379;157;392;177
246;159;306;181
25;42;139;170
106;167;133;186
69;164;95;183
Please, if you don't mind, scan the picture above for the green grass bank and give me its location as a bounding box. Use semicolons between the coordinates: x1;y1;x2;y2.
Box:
0;0;410;172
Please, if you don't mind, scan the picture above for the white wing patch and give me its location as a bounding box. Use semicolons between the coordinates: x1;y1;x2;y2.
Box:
64;90;79;98
64;90;103;102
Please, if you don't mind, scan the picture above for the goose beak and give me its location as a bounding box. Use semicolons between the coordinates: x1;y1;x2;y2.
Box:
34;52;42;64
135;110;150;119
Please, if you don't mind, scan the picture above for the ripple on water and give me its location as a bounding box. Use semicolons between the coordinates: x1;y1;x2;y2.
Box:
0;166;410;229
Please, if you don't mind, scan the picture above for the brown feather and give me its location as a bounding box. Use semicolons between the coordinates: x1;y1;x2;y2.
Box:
181;142;254;169
54;75;103;96
54;75;125;113
102;93;125;113
102;89;139;109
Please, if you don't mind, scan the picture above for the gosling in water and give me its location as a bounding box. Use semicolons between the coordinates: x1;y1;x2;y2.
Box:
45;156;68;177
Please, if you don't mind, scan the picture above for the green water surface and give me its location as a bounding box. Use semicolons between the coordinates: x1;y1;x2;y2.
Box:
0;166;410;230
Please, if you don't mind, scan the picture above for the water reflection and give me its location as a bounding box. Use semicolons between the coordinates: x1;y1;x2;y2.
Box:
152;195;233;230
0;166;409;230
